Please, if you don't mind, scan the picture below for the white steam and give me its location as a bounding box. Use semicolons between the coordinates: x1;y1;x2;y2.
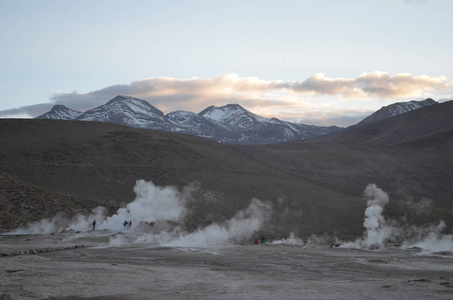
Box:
271;233;305;247
362;184;394;248
10;180;272;248
402;221;453;254
164;198;272;247
99;180;189;231
342;183;453;253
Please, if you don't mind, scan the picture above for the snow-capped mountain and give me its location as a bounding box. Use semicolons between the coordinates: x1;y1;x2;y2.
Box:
200;104;271;130
76;95;170;130
166;110;226;139
356;98;437;127
35;95;343;144
36;105;83;120
199;104;342;144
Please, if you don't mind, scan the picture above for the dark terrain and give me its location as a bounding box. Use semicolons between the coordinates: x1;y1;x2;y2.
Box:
1;101;452;237
242;101;453;209
0;119;363;237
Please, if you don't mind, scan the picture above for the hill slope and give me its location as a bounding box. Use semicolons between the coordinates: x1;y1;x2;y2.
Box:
239;101;453;210
312;100;453;148
0;173;102;231
355;98;437;127
0;119;363;236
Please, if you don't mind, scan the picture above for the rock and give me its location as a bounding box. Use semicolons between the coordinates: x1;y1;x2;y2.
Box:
0;293;21;300
368;243;383;250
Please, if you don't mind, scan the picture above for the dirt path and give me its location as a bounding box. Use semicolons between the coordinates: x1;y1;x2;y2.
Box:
1;232;453;299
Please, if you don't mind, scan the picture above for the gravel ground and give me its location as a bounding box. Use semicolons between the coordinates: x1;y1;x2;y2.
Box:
1;232;453;300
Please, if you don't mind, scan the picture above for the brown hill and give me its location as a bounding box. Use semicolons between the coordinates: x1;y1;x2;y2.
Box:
239;101;453;210
0;172;102;231
0;119;364;237
315;100;453;148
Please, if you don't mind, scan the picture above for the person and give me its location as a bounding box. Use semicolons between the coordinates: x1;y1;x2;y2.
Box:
128;220;132;229
92;220;96;230
260;236;265;245
254;236;259;245
123;220;128;228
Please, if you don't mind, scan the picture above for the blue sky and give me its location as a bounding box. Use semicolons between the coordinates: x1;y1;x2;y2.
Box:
1;0;452;126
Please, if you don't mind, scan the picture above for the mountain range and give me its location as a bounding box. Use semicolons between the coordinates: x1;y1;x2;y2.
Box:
37;95;339;144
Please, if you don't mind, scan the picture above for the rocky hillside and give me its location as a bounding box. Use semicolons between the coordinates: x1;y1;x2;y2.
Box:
0;173;102;232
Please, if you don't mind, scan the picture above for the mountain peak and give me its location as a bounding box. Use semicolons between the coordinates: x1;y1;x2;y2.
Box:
36;104;82;120
107;95;142;103
50;104;68;111
199;103;266;125
75;95;167;129
101;95;164;117
356;98;437;127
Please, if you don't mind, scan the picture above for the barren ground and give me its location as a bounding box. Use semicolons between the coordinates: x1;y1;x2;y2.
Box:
1;232;453;300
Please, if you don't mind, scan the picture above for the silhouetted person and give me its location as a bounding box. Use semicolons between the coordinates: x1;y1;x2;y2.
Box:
123;220;128;228
92;220;96;230
260;236;265;245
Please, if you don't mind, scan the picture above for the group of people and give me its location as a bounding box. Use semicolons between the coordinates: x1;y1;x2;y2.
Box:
91;220;134;231
254;236;265;245
123;220;132;229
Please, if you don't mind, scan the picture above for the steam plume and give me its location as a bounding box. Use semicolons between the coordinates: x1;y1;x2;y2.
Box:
362;183;394;248
164;198;272;247
342;183;453;253
99;180;190;231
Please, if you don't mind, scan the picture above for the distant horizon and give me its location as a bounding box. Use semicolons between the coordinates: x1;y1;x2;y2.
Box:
1;0;452;126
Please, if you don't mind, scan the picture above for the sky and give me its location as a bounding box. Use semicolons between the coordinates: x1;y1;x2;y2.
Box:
1;0;452;126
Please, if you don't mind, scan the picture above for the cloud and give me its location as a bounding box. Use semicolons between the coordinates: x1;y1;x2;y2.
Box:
0;103;53;118
282;73;362;98
355;72;451;99
1;72;450;126
48;72;451;110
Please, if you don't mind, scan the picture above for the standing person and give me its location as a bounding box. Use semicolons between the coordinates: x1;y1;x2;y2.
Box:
92;220;96;231
128;220;132;229
254;236;259;245
123;220;128;228
260;236;265;245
